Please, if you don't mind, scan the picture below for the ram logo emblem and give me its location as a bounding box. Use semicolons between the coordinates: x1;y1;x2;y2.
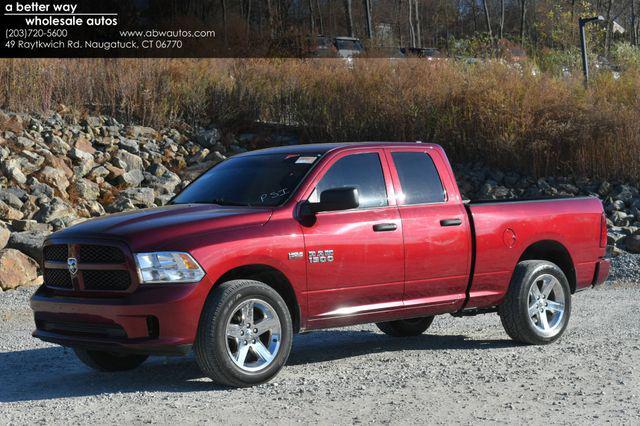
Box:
67;258;78;276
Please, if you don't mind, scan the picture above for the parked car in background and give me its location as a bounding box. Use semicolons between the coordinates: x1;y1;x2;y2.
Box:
401;47;445;60
334;36;365;58
306;35;337;58
497;39;528;63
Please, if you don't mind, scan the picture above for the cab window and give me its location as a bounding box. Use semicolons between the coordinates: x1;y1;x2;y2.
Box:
391;152;445;205
310;153;388;209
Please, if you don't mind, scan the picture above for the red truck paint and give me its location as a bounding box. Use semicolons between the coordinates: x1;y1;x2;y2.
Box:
30;143;610;355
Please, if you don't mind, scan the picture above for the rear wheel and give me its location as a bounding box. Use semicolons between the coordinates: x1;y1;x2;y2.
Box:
195;280;293;387
73;348;148;372
376;316;435;337
499;260;571;345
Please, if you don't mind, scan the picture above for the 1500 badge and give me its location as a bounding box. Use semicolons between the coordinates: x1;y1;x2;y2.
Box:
308;250;334;263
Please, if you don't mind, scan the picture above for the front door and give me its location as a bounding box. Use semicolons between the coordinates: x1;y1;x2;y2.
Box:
300;149;404;323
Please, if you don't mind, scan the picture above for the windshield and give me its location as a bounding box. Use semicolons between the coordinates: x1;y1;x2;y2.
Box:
171;153;322;207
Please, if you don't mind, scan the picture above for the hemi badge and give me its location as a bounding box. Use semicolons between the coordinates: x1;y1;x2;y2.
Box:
288;251;304;260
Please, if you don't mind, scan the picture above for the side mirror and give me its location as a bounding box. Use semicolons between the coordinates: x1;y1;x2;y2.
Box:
299;187;360;218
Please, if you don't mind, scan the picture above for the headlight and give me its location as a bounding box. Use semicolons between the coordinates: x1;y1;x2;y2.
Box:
135;252;205;284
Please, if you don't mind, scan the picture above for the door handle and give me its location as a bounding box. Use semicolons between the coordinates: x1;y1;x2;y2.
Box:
373;223;398;232
440;218;462;227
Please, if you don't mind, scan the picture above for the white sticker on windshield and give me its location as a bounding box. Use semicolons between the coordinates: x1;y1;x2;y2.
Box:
295;156;317;164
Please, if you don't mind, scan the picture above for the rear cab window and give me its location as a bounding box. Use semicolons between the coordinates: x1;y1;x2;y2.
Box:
390;151;446;205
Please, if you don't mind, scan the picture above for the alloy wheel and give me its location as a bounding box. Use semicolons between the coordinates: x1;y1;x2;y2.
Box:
225;298;282;372
527;274;566;338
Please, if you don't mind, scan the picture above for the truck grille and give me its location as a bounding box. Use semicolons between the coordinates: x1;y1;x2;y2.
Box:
78;245;126;264
83;270;131;291
43;244;68;262
43;268;73;289
43;243;134;293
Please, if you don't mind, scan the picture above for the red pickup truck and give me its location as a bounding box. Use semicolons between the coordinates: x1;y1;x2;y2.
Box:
31;143;610;387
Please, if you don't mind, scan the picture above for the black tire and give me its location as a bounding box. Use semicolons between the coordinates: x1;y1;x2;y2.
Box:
376;316;435;337
498;260;572;345
194;279;293;387
73;348;148;372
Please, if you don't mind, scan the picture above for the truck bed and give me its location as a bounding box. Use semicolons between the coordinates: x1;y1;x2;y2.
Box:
463;196;605;309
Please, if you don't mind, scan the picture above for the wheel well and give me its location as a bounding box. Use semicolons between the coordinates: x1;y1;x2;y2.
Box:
518;240;577;293
215;265;301;333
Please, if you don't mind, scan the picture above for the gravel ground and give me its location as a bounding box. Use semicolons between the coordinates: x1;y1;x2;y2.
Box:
1;265;639;424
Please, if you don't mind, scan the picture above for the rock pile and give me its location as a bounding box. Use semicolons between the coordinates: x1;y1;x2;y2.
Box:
0;110;234;290
454;163;640;256
0;110;638;291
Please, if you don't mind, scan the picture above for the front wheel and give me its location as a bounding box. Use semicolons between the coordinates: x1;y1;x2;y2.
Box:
73;348;148;372
376;316;435;337
195;280;293;387
499;260;572;345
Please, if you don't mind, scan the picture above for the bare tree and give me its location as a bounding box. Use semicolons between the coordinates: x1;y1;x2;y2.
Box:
344;0;354;37
499;0;505;39
414;0;422;47
408;0;416;47
482;0;493;40
308;0;315;33
633;0;638;45
316;0;324;34
470;0;478;32
395;0;404;45
245;0;252;37
604;0;613;57
520;0;527;45
363;0;373;39
221;0;228;46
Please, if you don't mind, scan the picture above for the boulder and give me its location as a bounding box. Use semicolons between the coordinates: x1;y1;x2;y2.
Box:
117;169;144;188
0;200;23;221
625;235;640;254
0;112;25;134
7;230;48;264
115;150;144;172
74;137;96;155
32;197;76;224
143;171;181;195
10;219;50;232
1;159;27;184
0;249;39;290
108;188;155;212
0;189;24;210
194;128;221;148
127;125;157;139
119;139;140;154
47;135;71;155
38;166;70;195
73;178;100;201
0;223;9;249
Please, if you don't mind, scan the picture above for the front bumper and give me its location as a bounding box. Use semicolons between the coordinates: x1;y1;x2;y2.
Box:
592;257;611;286
30;275;214;356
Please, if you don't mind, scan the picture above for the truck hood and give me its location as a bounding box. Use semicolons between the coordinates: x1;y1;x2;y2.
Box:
51;204;274;250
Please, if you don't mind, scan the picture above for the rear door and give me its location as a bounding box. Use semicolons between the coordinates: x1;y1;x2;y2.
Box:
300;149;404;321
385;147;471;310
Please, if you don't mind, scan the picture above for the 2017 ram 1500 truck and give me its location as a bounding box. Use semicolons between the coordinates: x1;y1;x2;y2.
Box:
31;143;610;387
